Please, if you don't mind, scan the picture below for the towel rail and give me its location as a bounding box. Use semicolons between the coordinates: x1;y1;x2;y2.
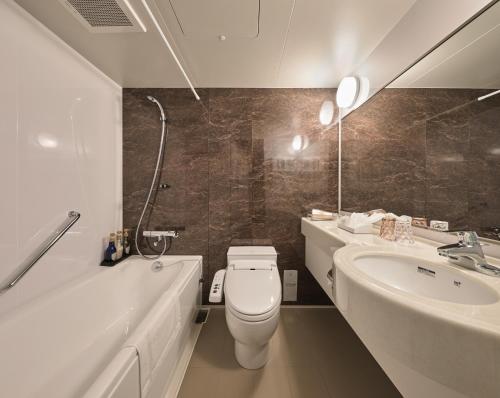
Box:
0;211;80;295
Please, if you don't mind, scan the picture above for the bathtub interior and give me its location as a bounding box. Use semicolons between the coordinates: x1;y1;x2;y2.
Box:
0;256;202;398
84;256;203;398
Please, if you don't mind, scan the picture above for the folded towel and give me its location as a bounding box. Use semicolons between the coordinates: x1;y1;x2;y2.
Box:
124;290;181;397
340;212;386;228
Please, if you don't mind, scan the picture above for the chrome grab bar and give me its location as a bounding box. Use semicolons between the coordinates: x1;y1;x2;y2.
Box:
0;211;80;295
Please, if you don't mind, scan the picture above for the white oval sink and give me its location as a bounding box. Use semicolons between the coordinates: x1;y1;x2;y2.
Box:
334;245;500;398
353;254;499;305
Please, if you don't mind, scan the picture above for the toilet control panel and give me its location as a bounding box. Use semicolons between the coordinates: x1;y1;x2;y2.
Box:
209;269;226;303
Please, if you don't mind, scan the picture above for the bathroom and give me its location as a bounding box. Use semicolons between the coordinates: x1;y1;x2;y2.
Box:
1;0;499;397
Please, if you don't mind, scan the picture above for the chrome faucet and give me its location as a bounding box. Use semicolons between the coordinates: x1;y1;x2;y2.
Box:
437;231;500;277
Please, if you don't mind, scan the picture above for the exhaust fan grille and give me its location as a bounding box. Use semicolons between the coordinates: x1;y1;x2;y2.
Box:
66;0;133;27
59;0;146;33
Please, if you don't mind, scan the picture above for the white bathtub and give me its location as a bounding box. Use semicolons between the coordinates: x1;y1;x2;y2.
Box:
0;255;203;398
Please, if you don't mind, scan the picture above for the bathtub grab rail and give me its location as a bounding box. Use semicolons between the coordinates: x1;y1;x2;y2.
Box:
0;211;80;295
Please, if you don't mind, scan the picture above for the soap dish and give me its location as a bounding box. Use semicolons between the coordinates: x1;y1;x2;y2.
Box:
337;222;373;234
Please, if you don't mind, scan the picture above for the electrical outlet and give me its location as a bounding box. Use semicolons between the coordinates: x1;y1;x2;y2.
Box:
283;270;298;301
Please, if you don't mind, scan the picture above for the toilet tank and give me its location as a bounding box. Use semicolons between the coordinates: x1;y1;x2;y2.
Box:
227;246;277;264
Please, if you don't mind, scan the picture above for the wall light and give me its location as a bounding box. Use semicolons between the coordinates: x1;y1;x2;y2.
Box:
353;76;370;109
291;135;309;153
319;100;334;126
37;133;58;149
336;76;359;108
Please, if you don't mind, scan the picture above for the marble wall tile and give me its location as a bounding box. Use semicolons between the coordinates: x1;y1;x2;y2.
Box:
343;88;500;238
123;88;337;304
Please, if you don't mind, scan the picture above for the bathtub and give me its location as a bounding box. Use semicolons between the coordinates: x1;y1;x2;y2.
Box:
0;255;203;398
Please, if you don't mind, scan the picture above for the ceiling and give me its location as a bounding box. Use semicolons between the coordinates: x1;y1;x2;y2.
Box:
14;0;415;87
390;1;500;88
14;0;492;89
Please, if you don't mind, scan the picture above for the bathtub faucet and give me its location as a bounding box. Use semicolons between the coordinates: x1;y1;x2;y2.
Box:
143;230;180;240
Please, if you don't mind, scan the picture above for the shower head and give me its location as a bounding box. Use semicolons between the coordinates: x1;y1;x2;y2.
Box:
146;95;166;122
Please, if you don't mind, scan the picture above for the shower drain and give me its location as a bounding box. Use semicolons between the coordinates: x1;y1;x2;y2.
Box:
195;308;210;324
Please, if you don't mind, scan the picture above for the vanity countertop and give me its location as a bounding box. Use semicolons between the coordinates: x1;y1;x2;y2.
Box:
302;216;500;398
301;216;500;258
301;216;441;249
301;216;500;302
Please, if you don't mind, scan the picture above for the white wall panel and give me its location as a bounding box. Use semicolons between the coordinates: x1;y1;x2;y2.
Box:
0;0;122;315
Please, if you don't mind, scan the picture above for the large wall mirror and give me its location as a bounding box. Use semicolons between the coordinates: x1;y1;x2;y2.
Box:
342;1;500;240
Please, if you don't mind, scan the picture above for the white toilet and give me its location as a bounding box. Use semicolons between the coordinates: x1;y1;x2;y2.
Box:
224;246;281;369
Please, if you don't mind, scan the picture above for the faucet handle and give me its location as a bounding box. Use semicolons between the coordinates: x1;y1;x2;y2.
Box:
456;231;479;246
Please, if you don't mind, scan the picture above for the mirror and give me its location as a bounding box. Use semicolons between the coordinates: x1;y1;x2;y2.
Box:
342;2;500;240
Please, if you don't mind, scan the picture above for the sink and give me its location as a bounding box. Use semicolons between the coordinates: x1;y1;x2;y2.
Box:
353;254;499;305
333;245;500;398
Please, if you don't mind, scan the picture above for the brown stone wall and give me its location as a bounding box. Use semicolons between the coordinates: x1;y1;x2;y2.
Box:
342;88;500;238
123;88;337;304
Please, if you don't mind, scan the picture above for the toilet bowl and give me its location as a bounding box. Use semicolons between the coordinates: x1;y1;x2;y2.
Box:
224;246;281;369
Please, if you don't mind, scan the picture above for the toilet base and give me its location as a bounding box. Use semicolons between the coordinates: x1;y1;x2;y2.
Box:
234;341;270;369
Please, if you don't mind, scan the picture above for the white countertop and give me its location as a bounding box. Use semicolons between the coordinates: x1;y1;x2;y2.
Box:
302;216;500;257
302;216;500;323
302;216;500;397
301;217;441;249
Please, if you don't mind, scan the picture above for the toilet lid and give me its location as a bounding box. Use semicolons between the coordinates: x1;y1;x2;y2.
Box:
225;263;281;316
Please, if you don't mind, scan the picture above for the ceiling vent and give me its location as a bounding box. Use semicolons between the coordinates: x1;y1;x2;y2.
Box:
58;0;146;33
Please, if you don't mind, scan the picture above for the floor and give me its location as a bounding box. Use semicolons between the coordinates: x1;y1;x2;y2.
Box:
178;307;402;398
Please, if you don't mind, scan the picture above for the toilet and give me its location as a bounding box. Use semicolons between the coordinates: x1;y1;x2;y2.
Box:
224;246;281;369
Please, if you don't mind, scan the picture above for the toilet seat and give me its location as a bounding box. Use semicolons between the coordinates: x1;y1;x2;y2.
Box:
226;299;280;322
225;261;281;322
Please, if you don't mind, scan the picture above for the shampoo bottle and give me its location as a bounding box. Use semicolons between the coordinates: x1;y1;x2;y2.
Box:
123;229;131;255
116;231;123;260
104;233;117;262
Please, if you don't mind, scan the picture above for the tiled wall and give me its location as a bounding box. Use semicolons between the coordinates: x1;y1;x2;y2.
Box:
342;88;500;238
123;88;336;304
0;1;122;315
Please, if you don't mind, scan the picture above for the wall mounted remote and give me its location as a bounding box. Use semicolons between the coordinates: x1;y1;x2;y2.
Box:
209;269;226;303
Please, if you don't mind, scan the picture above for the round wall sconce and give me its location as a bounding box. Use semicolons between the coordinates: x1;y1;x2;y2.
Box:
37;133;58;149
319;100;334;125
291;134;309;153
336;76;359;108
354;76;370;108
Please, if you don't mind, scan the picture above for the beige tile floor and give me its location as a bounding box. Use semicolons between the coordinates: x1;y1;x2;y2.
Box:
178;307;402;398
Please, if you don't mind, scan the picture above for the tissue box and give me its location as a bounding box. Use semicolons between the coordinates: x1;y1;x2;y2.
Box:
337;220;373;234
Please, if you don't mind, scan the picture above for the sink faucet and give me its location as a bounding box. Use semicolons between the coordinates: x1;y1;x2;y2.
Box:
437;231;500;277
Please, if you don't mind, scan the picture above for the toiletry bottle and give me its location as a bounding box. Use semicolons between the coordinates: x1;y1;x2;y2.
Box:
123;229;131;255
104;233;117;262
116;231;123;260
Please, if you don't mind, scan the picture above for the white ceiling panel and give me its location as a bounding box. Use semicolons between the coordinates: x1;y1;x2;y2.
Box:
169;0;260;39
390;1;500;88
13;0;495;89
155;0;294;87
277;0;416;87
14;0;191;87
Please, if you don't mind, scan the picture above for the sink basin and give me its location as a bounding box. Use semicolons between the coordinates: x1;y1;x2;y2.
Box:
353;254;499;305
333;245;500;398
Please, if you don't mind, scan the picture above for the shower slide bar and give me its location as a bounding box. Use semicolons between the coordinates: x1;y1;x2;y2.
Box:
0;211;80;295
141;0;201;101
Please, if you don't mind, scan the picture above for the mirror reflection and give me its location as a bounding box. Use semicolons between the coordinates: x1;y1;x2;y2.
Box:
342;2;500;240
